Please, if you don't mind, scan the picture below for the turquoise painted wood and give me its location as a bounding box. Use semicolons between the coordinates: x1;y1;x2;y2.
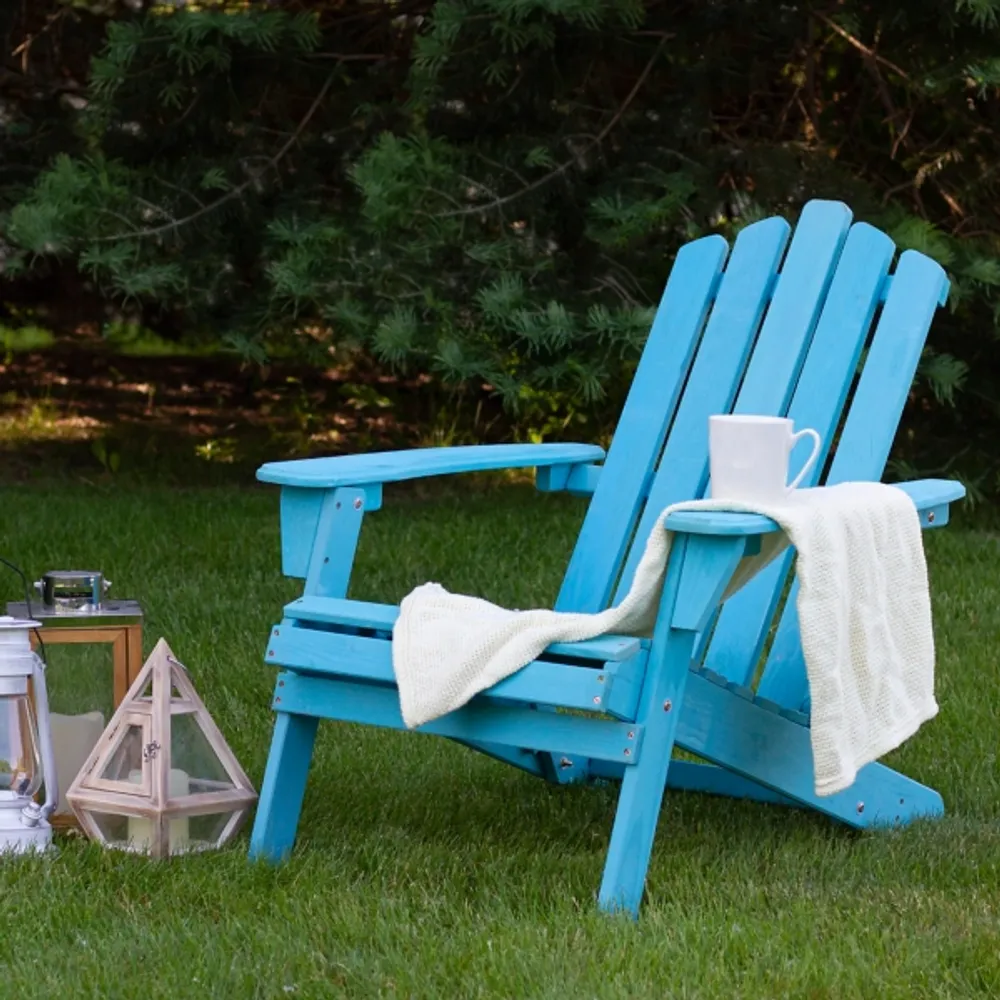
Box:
251;712;319;862
662;479;964;536
599;533;747;914
271;671;645;764
303;488;368;598
664;761;800;808
598;536;697;913
669;534;751;633
249;199;965;918
259;442;605;488
589;759;801;808
265;624;646;719
703;220;896;685
612;217;791;602
674;669;945;827
556;234;729;613
755;249;953;710
281;596;643;661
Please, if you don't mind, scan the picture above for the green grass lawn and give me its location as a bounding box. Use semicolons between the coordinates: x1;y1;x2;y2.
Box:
0;479;998;999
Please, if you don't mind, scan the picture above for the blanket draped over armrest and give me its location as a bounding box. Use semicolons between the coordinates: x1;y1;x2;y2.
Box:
392;482;938;796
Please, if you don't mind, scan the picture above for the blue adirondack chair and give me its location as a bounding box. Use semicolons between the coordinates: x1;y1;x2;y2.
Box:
248;200;965;918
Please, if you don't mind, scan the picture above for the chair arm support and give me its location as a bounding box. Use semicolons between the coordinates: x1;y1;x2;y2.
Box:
662;478;965;537
257;443;605;488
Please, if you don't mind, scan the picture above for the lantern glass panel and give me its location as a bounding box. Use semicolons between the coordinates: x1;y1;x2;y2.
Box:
189;809;243;849
84;809;130;847
81;808;243;854
83;809;192;855
171;713;233;793
98;723;146;786
0;696;42;798
41;643;114;719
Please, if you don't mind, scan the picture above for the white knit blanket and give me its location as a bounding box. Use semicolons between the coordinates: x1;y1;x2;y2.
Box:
392;482;938;796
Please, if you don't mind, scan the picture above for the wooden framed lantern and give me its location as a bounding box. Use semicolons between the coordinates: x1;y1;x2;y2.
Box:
8;571;144;708
66;639;257;858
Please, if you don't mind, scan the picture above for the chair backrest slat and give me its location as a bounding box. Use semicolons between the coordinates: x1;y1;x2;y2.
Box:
725;201;853;421
612;200;854;603
606;217;792;602
704;219;895;685
555;235;728;613
557;198;948;713
755;249;949;709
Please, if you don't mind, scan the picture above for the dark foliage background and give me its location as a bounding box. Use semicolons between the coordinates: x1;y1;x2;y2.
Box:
3;0;1000;497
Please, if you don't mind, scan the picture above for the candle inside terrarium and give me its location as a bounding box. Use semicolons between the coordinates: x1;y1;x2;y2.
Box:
126;768;190;853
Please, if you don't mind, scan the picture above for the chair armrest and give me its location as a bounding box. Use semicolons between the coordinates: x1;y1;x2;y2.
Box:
257;443;606;488
663;478;966;536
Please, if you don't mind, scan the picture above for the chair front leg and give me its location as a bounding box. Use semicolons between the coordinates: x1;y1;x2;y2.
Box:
598;533;750;917
249;696;319;862
598;624;698;915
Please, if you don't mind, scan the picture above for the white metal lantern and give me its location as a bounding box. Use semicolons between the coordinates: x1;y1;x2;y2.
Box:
0;616;58;854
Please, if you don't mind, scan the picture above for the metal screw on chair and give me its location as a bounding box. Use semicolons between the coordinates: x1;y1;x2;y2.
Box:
663;700;672;712
927;511;936;523
559;757;574;769
592;695;601;705
627;730;635;739
856;801;865;814
623;748;631;757
354;498;363;510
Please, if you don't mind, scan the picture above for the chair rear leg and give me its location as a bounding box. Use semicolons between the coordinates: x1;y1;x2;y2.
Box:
676;669;945;829
448;737;551;779
249;708;319;862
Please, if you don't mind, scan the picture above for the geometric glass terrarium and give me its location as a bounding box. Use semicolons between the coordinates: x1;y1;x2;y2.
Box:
66;639;257;858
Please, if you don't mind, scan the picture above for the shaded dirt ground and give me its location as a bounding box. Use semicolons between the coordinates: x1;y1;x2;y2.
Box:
0;345;505;485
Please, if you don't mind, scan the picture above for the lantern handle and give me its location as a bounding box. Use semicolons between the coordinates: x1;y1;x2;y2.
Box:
167;655;190;674
22;654;58;826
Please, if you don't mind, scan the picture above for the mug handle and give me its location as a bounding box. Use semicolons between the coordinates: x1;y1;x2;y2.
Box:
787;428;822;492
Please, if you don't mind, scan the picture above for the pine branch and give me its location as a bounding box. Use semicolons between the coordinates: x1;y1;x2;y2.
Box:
11;7;71;69
438;36;669;219
813;12;912;83
814;10;965;218
97;73;337;244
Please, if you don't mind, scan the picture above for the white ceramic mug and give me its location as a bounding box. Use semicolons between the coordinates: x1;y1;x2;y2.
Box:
708;414;822;503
